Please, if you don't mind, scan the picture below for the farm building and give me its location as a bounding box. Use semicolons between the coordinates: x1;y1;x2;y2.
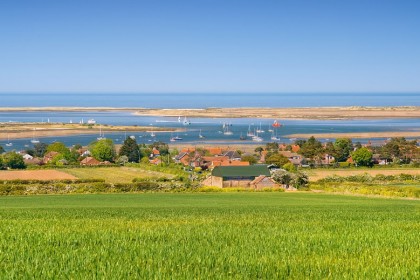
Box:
202;165;277;189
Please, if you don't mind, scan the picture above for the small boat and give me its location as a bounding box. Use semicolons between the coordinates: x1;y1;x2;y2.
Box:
5;134;13;147
247;125;255;137
31;129;40;144
129;135;136;140
150;131;156;137
239;133;246;140
223;124;233;135
256;122;265;133
97;126;105;140
199;129;205;139
272;120;282;128
170;134;183;141
178;116;181;122
183;116;191;125
271;131;280;141
87;119;96;124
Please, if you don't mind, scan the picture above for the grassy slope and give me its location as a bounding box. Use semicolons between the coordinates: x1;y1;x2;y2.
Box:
62;166;173;183
0;193;419;279
306;167;420;181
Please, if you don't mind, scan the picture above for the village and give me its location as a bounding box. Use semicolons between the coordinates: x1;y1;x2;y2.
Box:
1;135;419;190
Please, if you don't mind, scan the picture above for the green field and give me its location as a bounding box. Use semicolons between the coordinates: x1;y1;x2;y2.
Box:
1;193;419;278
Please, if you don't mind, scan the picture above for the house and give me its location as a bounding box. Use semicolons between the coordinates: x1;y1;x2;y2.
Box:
321;154;335;165
150;147;160;158
222;151;242;161
250;175;279;190
279;151;305;166
149;158;162;165
43;151;59;164
22;154;34;160
80;157;100;166
372;154;388;165
202;165;271;188
174;152;190;166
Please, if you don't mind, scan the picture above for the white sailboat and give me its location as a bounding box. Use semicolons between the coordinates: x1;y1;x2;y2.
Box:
199;129;205;139
31;129;40;144
223;123;233;135
5;134;13;147
247;125;255;137
256;122;265;133
271;130;280;141
97;125;105;140
183;116;191;125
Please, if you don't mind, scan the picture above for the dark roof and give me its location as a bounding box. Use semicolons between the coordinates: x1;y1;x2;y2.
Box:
212;165;270;177
223;150;241;159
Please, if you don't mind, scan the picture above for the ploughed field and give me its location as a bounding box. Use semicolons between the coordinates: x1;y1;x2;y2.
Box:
1;193;419;278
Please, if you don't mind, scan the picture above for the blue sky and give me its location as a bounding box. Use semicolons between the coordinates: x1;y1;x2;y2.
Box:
0;0;419;93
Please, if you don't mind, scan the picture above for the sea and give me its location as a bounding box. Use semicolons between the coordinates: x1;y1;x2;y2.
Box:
1;93;419;151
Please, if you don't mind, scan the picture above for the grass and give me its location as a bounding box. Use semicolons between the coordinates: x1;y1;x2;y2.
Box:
62;166;173;183
0;193;419;279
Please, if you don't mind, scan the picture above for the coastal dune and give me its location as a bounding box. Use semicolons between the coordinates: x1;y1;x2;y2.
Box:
134;106;420;120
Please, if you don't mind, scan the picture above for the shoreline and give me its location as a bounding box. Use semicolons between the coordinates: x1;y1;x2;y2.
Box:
0;123;176;140
1;106;420;120
285;131;420;139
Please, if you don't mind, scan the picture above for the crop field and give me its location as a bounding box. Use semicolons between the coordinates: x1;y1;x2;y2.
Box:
307;168;420;181
0;170;77;180
62;166;174;183
0;193;419;279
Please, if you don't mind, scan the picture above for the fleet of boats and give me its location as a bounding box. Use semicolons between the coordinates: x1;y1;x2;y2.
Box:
1;119;284;148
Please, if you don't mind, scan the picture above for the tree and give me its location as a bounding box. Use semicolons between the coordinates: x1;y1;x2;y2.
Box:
333;138;353;162
3;152;26;169
292;172;309;189
150;141;169;156
117;155;129;165
265;153;290;167
0;155;3;168
299;136;324;160
254;147;264;156
90;139;116;162
46;142;78;165
119;137;140;162
241;154;257;164
271;169;293;188
47;142;69;154
351;147;373;167
283;162;297;172
33;143;48;157
0;145;4;154
265;142;279;151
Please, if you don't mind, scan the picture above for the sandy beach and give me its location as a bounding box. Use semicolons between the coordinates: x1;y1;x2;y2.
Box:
133;106;420;120
1;106;420;120
0;123;176;140
285;131;420;139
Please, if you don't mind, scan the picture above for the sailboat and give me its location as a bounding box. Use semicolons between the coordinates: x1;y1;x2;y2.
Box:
247;125;255;137
252;129;263;142
199;129;205;139
97;125;105;140
239;132;246;140
271;130;280;141
170;133;182;141
223;123;233;135
31;129;40;144
256;122;265;133
5;134;13;147
183;116;191;125
150;128;156;137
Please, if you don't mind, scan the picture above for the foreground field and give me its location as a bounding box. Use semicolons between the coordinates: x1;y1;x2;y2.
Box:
0;193;419;278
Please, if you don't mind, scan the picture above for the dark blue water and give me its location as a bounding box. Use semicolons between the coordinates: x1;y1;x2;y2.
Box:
1;93;420;108
1;111;419;152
